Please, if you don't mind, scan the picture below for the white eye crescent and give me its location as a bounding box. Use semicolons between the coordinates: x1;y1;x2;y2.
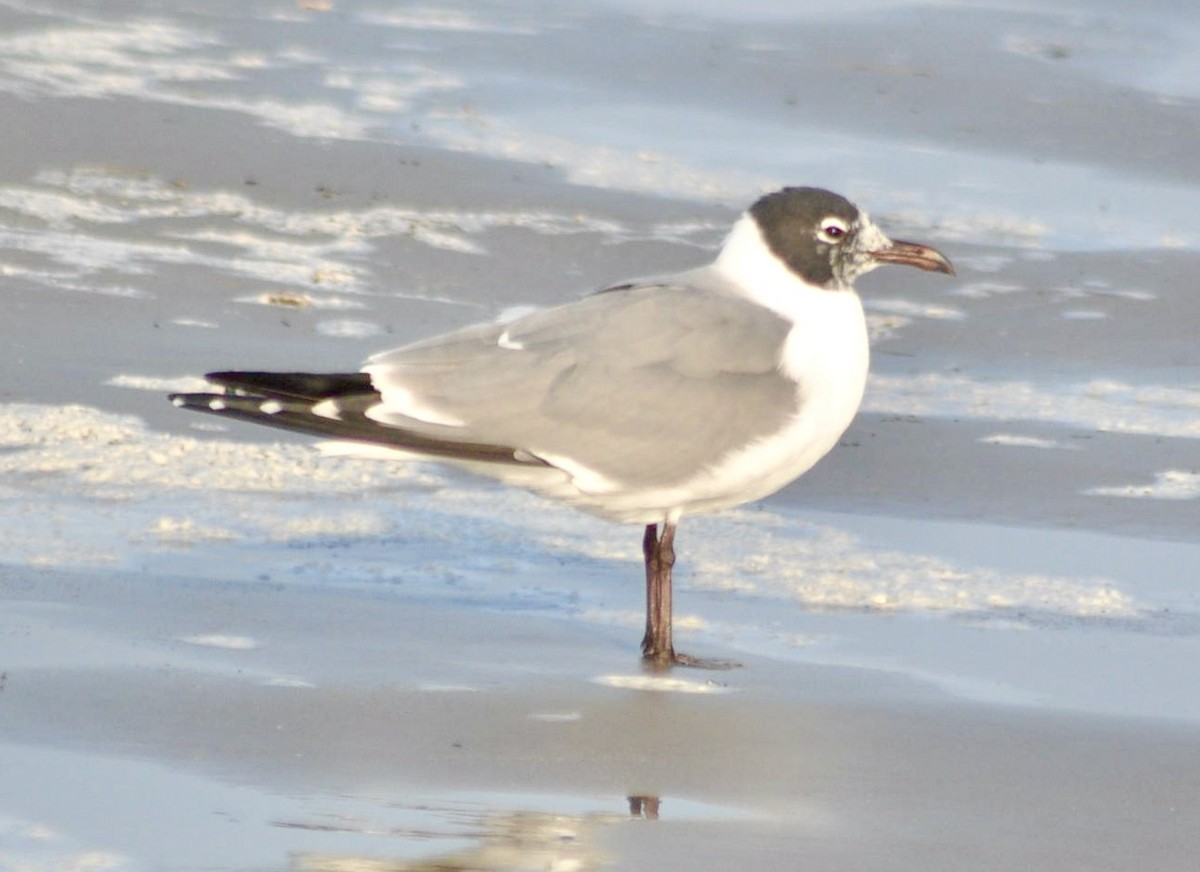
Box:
817;217;849;244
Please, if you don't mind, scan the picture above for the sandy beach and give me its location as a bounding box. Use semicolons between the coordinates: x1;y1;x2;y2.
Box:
2;0;1199;869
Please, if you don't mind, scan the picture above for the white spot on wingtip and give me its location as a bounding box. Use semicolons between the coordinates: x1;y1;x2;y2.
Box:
207;398;226;411
260;399;284;415
311;399;341;420
171;397;186;408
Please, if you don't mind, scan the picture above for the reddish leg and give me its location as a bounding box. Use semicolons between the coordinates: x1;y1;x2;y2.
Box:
641;521;676;664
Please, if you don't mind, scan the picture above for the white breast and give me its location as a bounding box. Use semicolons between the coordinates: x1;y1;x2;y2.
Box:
672;211;871;507
668;289;869;517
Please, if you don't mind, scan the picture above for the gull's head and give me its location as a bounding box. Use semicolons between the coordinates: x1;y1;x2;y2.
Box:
747;187;954;291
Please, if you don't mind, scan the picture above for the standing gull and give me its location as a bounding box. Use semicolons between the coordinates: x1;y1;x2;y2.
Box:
170;187;953;667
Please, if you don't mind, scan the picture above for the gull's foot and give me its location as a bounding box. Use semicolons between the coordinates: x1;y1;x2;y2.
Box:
641;651;741;671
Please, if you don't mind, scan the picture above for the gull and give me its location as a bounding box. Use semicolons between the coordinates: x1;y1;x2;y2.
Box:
170;187;953;667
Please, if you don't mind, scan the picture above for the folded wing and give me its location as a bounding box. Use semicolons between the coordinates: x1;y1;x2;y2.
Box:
172;276;800;490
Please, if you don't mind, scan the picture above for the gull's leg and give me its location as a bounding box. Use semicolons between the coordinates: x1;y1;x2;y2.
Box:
641;522;674;663
640;520;738;670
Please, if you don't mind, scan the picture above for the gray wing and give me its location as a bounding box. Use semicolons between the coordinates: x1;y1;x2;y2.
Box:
363;273;798;487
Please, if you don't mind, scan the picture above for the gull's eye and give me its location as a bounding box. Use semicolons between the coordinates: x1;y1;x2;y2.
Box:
817;217;849;244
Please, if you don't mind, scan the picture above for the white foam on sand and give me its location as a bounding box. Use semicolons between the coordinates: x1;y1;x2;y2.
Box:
413;102;1082;246
865;372;1200;439
1086;470;1200;500
949;281;1026;299
0;812;128;872
980;433;1081;450
0;402;1148;628
529;712;583;723
1001;14;1200;103
0;166;643;300
357;7;541;35
0;20;371;139
18;164;630;249
178;634;259;651
234;291;367;310
951;279;1155;305
315;319;385;339
0;3;1191;256
667;511;1138;620
421;113;777;205
863;298;966;321
145;516;238;547
263;511;391;542
0;403;430;500
324;64;465;115
594;674;731;694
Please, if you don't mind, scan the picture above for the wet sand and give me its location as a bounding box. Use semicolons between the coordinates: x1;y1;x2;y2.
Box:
4;564;1199;871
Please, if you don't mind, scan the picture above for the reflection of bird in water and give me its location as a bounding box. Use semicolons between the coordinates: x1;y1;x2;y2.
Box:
173;188;952;666
628;795;661;820
289;809;612;872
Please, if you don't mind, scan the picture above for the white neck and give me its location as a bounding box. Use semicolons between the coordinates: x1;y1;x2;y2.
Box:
713;213;849;323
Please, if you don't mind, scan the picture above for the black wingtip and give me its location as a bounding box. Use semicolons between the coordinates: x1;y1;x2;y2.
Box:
202;371;373;400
